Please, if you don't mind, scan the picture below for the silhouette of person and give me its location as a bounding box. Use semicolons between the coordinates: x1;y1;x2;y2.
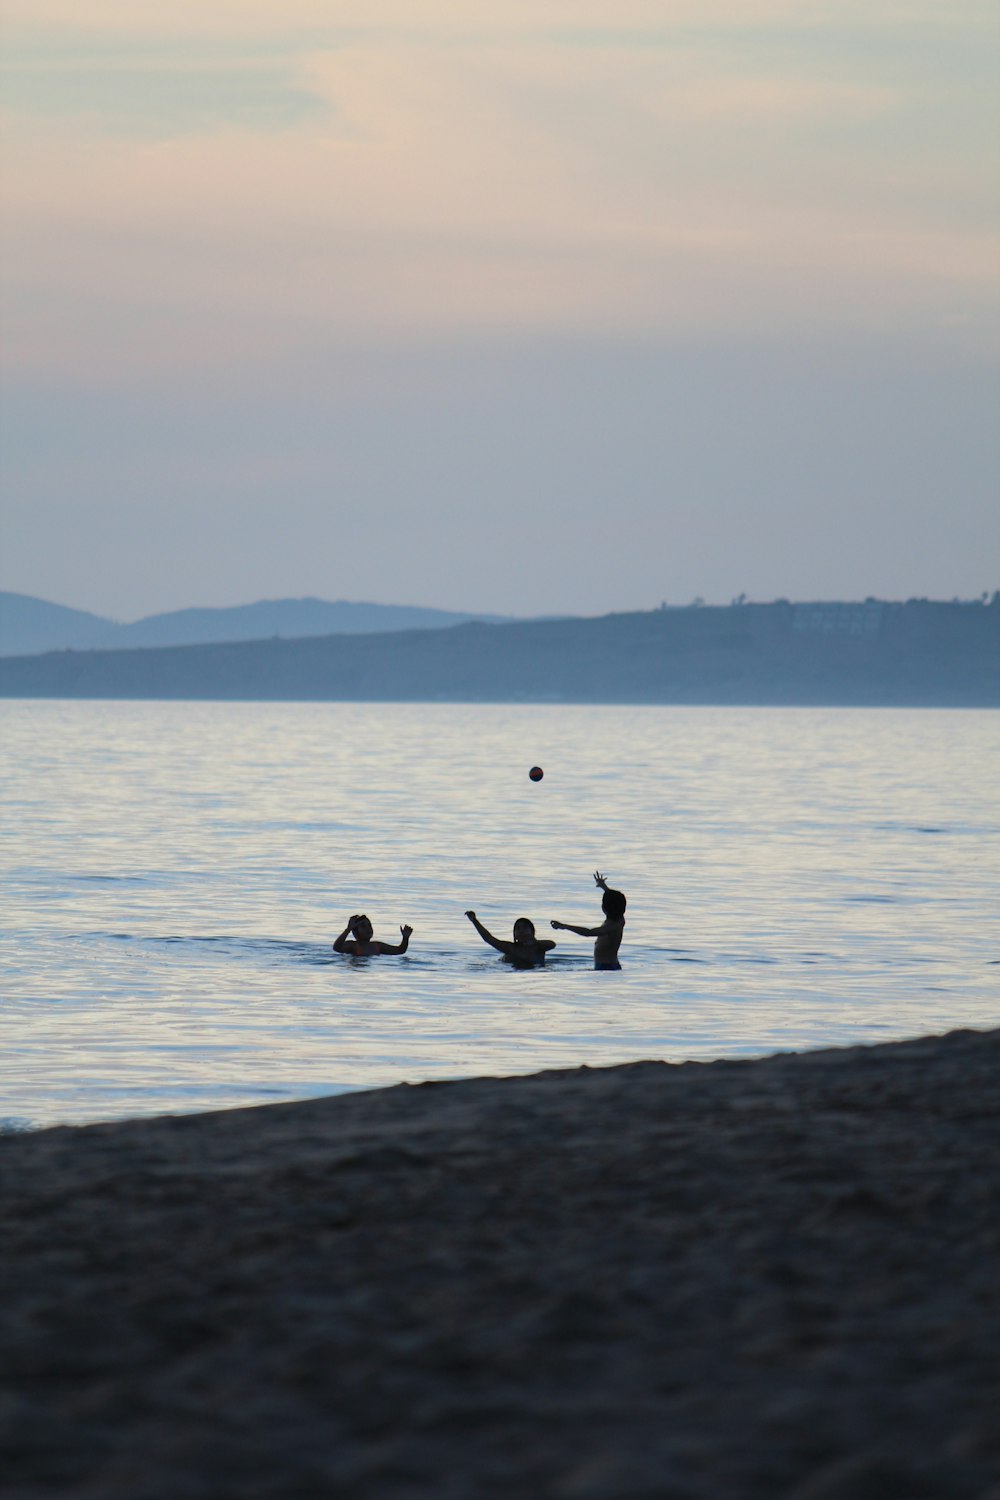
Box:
551;870;626;969
465;911;555;968
333;914;413;956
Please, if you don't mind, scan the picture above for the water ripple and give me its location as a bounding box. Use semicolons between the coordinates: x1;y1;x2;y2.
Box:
3;700;998;1127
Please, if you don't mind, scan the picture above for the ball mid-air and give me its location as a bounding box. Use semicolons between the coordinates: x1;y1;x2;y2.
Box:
529;766;544;782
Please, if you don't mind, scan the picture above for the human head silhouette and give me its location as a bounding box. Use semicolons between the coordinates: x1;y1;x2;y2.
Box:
601;887;626;920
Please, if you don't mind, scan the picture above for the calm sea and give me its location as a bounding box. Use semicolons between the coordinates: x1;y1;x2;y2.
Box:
2;700;997;1129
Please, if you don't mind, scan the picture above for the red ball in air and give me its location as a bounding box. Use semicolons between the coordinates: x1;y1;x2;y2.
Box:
529;765;544;782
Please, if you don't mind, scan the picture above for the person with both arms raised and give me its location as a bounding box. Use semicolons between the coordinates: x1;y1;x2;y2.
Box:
333;914;413;957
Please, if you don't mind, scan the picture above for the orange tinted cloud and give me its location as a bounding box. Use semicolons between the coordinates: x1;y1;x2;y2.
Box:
3;5;996;377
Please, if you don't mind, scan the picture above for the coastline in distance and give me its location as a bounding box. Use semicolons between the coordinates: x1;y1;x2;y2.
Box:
0;597;996;707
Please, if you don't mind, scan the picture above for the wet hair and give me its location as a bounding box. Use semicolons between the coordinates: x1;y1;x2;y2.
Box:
512;918;536;940
601;888;627;920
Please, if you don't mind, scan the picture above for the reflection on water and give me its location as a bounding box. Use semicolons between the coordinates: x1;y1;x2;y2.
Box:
2;700;998;1127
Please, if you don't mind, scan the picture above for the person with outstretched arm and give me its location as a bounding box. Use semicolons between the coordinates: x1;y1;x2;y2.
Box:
550;870;626;969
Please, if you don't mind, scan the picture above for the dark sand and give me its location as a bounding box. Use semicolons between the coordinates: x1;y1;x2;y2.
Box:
2;1029;998;1499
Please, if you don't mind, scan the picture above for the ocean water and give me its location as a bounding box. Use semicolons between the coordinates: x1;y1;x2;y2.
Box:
2;699;998;1130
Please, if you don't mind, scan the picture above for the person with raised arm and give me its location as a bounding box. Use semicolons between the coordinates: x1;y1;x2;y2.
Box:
465;910;555;969
333;914;413;957
550;870;626;970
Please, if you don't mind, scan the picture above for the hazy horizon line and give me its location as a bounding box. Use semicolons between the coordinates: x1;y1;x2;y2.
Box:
4;585;998;628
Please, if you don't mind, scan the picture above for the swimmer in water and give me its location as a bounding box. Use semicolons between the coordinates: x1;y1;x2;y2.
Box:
333;914;413;956
465;911;555;969
550;870;626;969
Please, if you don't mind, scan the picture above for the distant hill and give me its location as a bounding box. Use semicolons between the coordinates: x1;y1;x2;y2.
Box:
0;593;509;656
1;599;996;707
0;594;114;655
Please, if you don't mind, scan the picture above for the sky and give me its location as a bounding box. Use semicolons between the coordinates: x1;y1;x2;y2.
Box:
1;1;998;620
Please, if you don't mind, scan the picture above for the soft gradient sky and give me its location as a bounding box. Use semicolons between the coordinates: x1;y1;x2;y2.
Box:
2;0;997;619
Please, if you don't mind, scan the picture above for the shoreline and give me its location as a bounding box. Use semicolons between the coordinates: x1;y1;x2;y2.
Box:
2;1027;998;1497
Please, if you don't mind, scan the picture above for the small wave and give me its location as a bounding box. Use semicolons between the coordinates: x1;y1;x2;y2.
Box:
71;933;333;964
872;821;1000;838
245;820;358;834
65;931;144;944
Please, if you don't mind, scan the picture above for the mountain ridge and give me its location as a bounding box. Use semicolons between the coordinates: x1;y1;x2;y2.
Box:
0;592;510;656
1;598;996;707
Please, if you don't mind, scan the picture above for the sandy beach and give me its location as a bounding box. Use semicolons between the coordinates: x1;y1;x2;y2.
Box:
2;1027;998;1499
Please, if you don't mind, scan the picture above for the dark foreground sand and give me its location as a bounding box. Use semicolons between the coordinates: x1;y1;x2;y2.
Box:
2;1030;998;1500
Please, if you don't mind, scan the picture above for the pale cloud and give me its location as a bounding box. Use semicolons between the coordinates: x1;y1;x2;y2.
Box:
5;0;997;30
1;2;997;380
0;58;330;139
